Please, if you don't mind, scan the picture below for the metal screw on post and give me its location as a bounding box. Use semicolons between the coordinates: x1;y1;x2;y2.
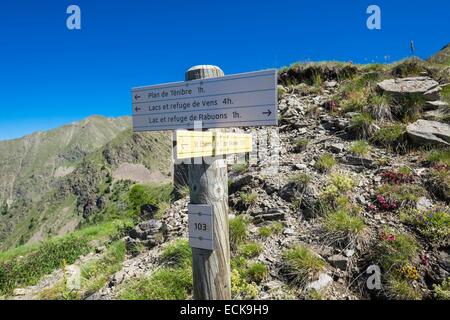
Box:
185;65;231;300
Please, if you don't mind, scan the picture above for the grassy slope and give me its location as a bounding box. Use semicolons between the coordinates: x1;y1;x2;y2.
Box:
428;43;450;65
0;219;132;296
0;180;173;298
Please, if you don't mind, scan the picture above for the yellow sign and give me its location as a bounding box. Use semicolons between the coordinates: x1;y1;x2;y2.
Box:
215;133;253;156
176;131;252;159
176;131;214;159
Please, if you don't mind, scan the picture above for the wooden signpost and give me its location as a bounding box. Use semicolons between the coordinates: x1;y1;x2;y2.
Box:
131;65;277;300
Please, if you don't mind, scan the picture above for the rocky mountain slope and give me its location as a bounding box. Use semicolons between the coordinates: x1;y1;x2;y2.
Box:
87;58;448;301
0;116;130;206
1;48;450;301
0;117;172;250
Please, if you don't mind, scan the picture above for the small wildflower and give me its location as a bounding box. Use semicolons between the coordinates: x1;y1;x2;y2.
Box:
420;253;430;267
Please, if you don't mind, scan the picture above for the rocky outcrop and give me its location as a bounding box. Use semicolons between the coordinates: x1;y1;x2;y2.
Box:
407;120;450;146
4;58;450;301
278;63;358;86
125;219;167;253
378;77;440;97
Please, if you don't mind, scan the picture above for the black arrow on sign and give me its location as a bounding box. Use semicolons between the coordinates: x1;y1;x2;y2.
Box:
262;109;272;117
134;106;141;112
134;94;141;100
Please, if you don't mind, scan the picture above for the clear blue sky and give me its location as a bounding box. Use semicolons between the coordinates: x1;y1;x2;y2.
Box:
0;0;449;140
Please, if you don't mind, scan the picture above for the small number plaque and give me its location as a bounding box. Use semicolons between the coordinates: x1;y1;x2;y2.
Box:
188;204;214;251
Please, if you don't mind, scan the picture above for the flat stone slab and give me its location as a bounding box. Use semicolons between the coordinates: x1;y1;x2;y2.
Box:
425;100;449;109
328;254;349;271
407;120;450;146
378;77;439;95
423;110;444;121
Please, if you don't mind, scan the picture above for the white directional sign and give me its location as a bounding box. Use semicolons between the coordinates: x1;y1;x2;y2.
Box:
132;69;277;131
188;204;214;251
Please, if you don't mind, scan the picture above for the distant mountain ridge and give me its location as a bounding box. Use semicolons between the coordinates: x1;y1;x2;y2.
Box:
0;116;172;249
0;115;130;206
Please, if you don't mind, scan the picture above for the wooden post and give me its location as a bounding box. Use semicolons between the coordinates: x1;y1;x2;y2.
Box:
186;65;231;300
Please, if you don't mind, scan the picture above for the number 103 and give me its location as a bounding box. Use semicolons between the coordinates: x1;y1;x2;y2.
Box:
194;223;207;231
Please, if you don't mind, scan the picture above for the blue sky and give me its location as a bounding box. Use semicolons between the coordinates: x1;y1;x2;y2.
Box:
0;0;449;140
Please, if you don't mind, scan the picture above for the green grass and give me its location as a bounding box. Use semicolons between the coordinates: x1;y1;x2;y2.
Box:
229;216;248;249
386;275;422;300
0;219;130;296
350;113;376;139
427;149;450;167
0;242;41;263
246;262;268;284
232;163;249;175
238;242;263;258
277;85;287;98
294;138;310;152
394;93;427;123
154;202;170;220
305;289;324;300
433;278;450;300
442;85;450;104
368;100;393;122
0;219;130;262
258;226;272;237
292;83;323;96
315;154;336;173
118;239;193;300
312;72;322;88
377;183;427;204
374;230;421;299
0;236;90;296
340;85;370;113
230;256;260;299
279;62;357;87
80;240;126;297
37;239;128;300
231;268;258;300
390;58;429;78
372;123;406;151
318;174;357;214
127;183;173;216
174;184;190;199
376;232;419;270
330;173;355;192
258;222;284;237
400;208;450;241
398;166;413;175
239;192;258;206
350;140;371;157
38;278;80;300
427;168;450;203
160;240;191;269
281;245;325;287
127;241;147;257
118;267;192;300
289;173;312;189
